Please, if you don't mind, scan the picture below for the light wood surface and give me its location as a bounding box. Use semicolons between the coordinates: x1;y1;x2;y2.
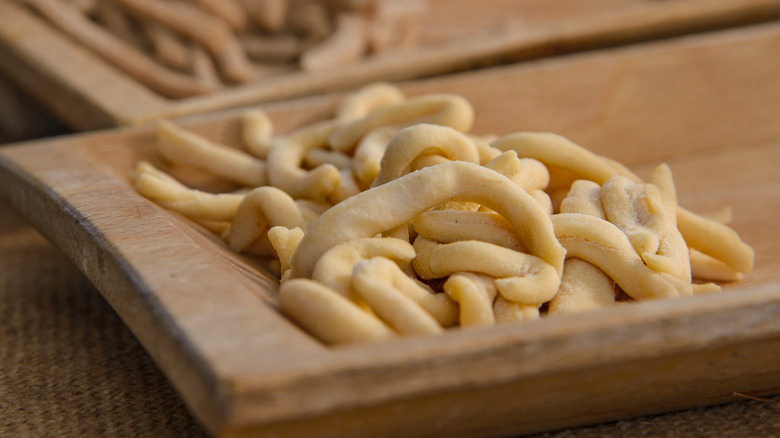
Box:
2;22;780;437
2;0;780;132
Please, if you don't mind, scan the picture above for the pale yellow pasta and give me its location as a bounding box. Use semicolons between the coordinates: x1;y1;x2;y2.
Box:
471;136;502;165
328;93;474;152
691;283;723;294
289;161;566;279
311;237;415;300
552;213;692;299
677;207;754;275
559;180;605;219
241;109;274;158
648;163;678;225
336;81;406;121
689;248;743;282
412;236;560;305
484;151;550;191
156;120;266;187
491;132;635;186
601;176;668;257
352;257;456;332
443;273;496;328
226;186;305;256
132;84;756;347
266;119;342;199
304;148;353;170
493;295;540;323
352;126;398;187
295;199;332;228
411;210;526;252
408;153;451;172
353;257;458;327
548;258;616;315
134;162;245;221
268;226;304;281
278;278;396;344
328;167;362;204
371;124;480;187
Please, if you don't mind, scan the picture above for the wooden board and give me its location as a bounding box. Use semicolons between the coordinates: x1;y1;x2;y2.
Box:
3;0;780;133
2;21;780;438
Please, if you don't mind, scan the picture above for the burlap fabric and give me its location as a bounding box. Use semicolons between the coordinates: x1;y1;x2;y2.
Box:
1;205;778;437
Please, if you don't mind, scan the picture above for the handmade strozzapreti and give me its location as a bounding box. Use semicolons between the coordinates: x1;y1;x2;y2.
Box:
133;82;755;345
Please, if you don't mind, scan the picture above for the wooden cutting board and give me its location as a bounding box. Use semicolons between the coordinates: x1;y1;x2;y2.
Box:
2;0;780;133
2;21;780;438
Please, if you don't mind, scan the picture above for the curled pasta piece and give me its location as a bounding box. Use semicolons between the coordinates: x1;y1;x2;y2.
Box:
336;82;406;121
552;213;692;299
372;124;480;187
484;151;550;191
443;273;496;328
226;186;305;256
472;136;502;165
157;120;266;187
560;180;605;219
411;210;526;252
328;168;362;204
352;257;452;334
491;132;641;185
689;247;743;282
649;163;678;225
601;175;692;282
288;161;565;279
311;237;415;300
692;283;723;294
133;161;198;200
548;258;616;315
642;226;691;282
492;133;738;272
134;162;244;221
412;237;560;305
482;151;552;213
677;207;754;275
409;154;451;172
295;199;331;228
352;127;397;188
601;176;668;257
279;278;396;345
241;109;274;158
266;120;342;199
493;295;540;323
328;94;475;152
304;149;353;170
355;257;458;327
268;226;305;282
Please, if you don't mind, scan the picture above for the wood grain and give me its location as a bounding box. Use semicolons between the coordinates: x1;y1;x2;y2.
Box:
2;0;780;131
2;21;780;437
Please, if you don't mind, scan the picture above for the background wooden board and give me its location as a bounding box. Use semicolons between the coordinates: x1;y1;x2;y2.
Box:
2;0;780;134
2;21;780;437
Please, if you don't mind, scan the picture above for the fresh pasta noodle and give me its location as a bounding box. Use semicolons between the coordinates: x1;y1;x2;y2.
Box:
133;83;755;346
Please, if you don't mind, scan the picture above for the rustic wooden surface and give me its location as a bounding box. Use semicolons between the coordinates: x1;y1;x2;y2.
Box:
2;0;780;132
2;21;780;437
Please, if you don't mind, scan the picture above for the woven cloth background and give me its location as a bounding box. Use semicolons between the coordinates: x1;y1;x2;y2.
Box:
1;204;779;437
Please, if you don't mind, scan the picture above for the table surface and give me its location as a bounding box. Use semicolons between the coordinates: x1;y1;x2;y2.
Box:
1;205;779;437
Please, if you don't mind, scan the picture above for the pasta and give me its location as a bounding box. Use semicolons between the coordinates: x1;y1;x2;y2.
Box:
133;82;755;345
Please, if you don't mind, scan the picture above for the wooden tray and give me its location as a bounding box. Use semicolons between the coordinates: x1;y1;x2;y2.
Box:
2;21;780;438
3;0;780;133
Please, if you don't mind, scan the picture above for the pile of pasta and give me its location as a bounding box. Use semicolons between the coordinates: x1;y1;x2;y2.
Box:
133;82;755;345
25;0;425;98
